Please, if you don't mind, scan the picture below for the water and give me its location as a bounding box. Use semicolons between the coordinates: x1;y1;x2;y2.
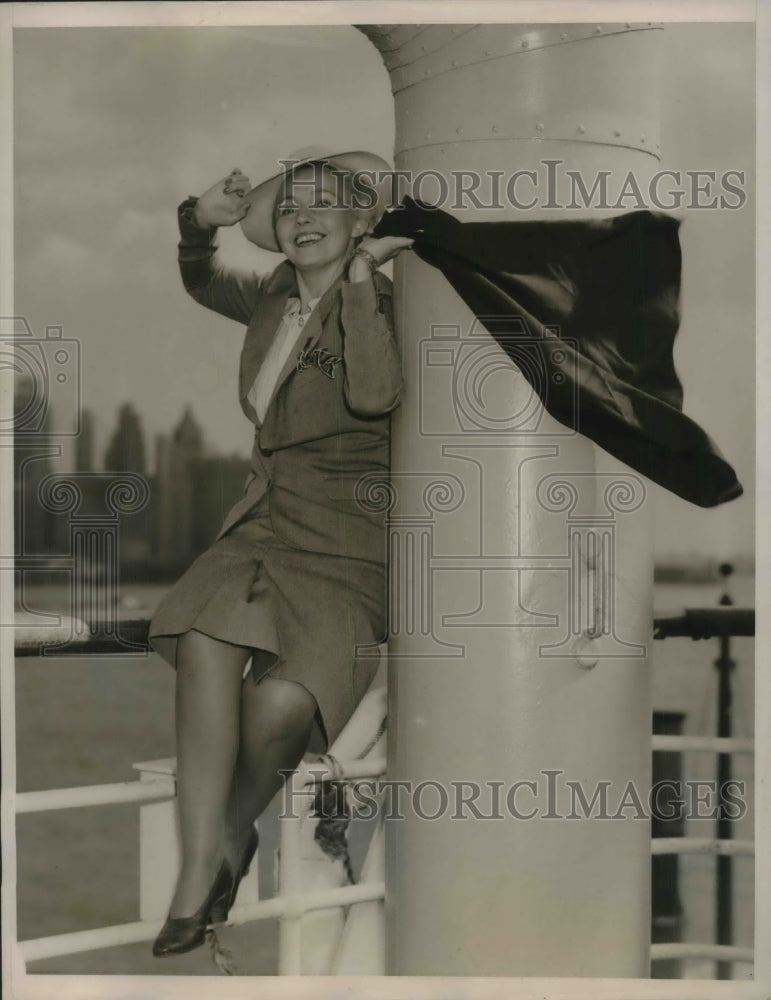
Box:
13;576;755;977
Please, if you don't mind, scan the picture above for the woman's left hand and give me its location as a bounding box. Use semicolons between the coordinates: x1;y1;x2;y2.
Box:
348;235;414;282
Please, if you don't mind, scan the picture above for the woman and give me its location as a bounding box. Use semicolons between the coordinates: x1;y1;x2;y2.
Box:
149;150;412;956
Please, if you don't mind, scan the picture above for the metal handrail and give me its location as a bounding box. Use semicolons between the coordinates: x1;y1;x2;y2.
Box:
653;572;755;980
651;839;754;857
653;607;755;640
14;617;150;656
651;735;754;754
19;881;387;963
16;777;174;814
650;943;754;964
17;735;387;965
12;605;755;657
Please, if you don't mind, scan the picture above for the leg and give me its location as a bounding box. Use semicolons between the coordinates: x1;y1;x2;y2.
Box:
223;676;318;867
171;629;251;916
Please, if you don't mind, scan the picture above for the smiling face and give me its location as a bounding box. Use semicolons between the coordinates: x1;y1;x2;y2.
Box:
273;163;366;276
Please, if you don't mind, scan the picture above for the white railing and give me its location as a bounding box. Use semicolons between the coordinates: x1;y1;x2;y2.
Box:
17;753;386;965
651;838;754;857
17;672;389;973
16;699;755;973
16;776;175;813
651;735;754;755
649;731;755;971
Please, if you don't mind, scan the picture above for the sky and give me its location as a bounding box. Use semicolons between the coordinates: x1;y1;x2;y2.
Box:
11;21;755;562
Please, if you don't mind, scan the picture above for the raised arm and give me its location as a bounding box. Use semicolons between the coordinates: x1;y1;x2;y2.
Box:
340;235;412;417
178;170;265;325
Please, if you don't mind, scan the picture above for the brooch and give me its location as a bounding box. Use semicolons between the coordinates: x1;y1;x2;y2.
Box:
296;345;342;379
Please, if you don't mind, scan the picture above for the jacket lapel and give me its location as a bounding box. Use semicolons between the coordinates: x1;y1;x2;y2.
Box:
239;267;344;424
265;275;343;406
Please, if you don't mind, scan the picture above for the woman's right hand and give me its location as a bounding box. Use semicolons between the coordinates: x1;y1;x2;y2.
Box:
192;169;252;228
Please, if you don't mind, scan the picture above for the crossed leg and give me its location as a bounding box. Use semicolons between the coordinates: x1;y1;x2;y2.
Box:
169;628;318;917
223;674;318;869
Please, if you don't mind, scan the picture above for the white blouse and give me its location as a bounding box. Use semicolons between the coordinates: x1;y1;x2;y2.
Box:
247;295;321;422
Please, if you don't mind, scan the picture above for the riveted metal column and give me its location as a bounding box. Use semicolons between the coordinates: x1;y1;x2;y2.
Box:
358;22;660;977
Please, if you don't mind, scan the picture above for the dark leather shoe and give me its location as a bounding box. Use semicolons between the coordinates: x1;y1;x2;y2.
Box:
210;827;259;924
152;860;234;957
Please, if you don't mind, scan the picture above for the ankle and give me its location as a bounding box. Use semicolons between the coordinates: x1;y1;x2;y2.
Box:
183;847;223;874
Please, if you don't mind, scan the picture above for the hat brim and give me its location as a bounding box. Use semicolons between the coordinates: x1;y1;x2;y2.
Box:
239;150;393;251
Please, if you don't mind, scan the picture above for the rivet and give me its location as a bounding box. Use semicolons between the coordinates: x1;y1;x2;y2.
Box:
456;127;464;135
641;135;646;143
613;129;621;137
491;125;499;133
577;124;586;134
484;49;492;56
560;32;569;40
536;122;545;132
625;22;632;29
521;39;529;48
595;25;602;33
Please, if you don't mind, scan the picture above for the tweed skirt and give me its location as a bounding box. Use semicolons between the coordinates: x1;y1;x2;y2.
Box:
148;494;386;753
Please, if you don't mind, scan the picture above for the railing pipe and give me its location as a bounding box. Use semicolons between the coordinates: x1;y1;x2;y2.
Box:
20;881;385;964
15;777;173;814
650;943;754;964
651;736;753;754
651;839;754;857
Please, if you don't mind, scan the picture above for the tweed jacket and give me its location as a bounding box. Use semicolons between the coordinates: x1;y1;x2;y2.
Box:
177;199;402;562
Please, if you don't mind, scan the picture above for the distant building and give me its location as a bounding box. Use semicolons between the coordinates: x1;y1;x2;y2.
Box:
105;403;146;475
13;375;61;557
101;402;153;569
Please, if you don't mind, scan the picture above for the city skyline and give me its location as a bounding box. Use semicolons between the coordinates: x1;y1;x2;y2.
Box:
13;380;754;578
14;381;252;578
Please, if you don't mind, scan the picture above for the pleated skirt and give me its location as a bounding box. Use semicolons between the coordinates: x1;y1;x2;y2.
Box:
148;494;385;753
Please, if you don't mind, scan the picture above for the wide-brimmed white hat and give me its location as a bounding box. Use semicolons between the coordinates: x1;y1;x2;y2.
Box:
239;145;393;251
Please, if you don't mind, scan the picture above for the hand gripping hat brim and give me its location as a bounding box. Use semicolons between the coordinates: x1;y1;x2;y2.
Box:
239;146;394;251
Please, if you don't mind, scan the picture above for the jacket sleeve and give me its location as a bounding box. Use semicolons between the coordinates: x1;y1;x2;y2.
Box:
178;197;265;325
340;272;403;417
